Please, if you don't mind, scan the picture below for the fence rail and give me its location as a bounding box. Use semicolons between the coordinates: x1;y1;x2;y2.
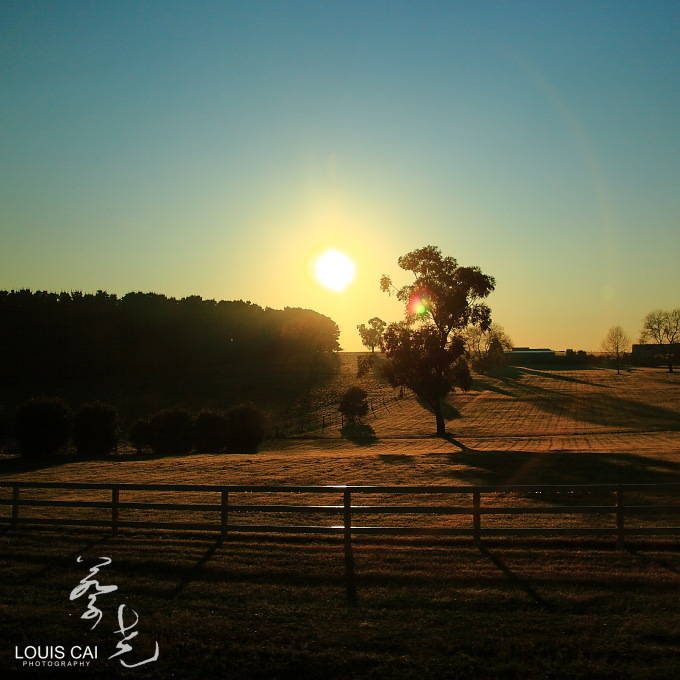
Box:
2;481;679;539
2;481;678;602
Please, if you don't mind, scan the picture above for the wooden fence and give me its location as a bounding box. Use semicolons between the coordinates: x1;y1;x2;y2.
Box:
2;481;679;601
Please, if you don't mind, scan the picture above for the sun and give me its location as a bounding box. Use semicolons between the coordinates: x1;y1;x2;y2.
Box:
314;248;355;292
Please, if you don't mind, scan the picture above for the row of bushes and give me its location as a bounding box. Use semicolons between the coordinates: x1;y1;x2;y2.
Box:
1;398;267;460
130;405;266;456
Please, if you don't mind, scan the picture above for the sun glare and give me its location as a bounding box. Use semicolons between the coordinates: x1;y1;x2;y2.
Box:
314;248;355;292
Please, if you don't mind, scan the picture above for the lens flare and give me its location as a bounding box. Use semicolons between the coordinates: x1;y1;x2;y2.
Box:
408;292;432;316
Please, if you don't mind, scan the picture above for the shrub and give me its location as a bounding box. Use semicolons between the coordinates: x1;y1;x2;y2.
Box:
129;419;152;454
14;397;71;459
194;410;229;453
72;402;120;458
147;407;194;455
0;405;7;452
224;404;266;454
339;386;369;424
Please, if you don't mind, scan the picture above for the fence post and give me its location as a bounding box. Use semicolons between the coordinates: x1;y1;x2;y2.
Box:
343;489;357;604
111;487;119;536
221;490;229;540
473;491;482;548
616;487;625;551
11;485;19;528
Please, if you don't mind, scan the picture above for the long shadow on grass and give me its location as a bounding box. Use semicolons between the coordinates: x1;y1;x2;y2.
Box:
341;423;379;446
1;534;111;584
489;370;680;431
169;539;223;598
379;454;415;464
471;377;515;397
627;546;680;576
417;397;461;420
515;367;614;388
478;546;556;611
432;450;680;487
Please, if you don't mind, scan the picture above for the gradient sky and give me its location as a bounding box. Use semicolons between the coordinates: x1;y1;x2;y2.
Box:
2;1;678;351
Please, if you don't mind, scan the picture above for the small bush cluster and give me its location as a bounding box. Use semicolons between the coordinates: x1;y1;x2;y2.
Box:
130;404;267;456
10;397;120;460
1;399;267;460
339;386;369;424
224;404;267;454
72;402;120;458
148;407;195;456
194;410;230;453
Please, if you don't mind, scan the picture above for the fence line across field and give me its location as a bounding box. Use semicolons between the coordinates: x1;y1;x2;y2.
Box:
1;481;679;542
2;481;679;602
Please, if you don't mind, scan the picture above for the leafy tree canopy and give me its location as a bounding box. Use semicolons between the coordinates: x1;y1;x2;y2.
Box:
639;309;680;373
357;317;386;352
380;246;495;442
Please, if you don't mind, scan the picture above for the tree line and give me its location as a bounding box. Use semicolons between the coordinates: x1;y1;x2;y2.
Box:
0;290;341;383
1;397;267;462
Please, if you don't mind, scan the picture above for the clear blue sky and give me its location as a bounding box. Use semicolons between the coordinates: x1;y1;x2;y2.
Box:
2;1;678;351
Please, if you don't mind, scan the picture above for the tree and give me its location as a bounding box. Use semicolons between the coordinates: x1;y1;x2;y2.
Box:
339;386;369;424
224;404;267;454
380;245;495;442
147;407;194;456
601;326;630;375
279;307;341;372
194;410;229;453
461;322;513;374
14;397;71;460
0;405;7;453
639;309;680;373
357;317;386;353
129;419;151;455
72;402;120;458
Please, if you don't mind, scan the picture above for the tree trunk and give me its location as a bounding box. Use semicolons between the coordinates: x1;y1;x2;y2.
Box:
433;399;446;437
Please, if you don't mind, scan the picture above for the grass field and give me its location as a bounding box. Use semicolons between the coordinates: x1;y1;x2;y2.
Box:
0;360;679;679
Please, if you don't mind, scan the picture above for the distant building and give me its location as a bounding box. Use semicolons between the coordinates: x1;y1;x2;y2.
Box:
504;347;556;365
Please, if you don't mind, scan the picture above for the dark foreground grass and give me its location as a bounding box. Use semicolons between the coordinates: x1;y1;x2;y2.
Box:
1;527;679;680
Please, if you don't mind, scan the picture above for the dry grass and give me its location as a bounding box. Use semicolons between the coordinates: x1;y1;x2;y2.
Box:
1;528;679;680
0;361;679;679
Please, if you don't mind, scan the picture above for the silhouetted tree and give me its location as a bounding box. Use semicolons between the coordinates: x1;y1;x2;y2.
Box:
357;353;377;378
0;406;7;452
194;410;230;453
129;419;152;455
601;326;630;375
639;309;680;373
357;317;386;353
0;289;343;389
72;402;120;458
279;307;341;372
339;386;369;424
148;408;194;456
224;404;267;454
15;397;71;460
380;246;495;443
462;323;513;374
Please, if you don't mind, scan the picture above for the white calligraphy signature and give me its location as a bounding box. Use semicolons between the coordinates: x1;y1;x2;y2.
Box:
69;556;159;668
